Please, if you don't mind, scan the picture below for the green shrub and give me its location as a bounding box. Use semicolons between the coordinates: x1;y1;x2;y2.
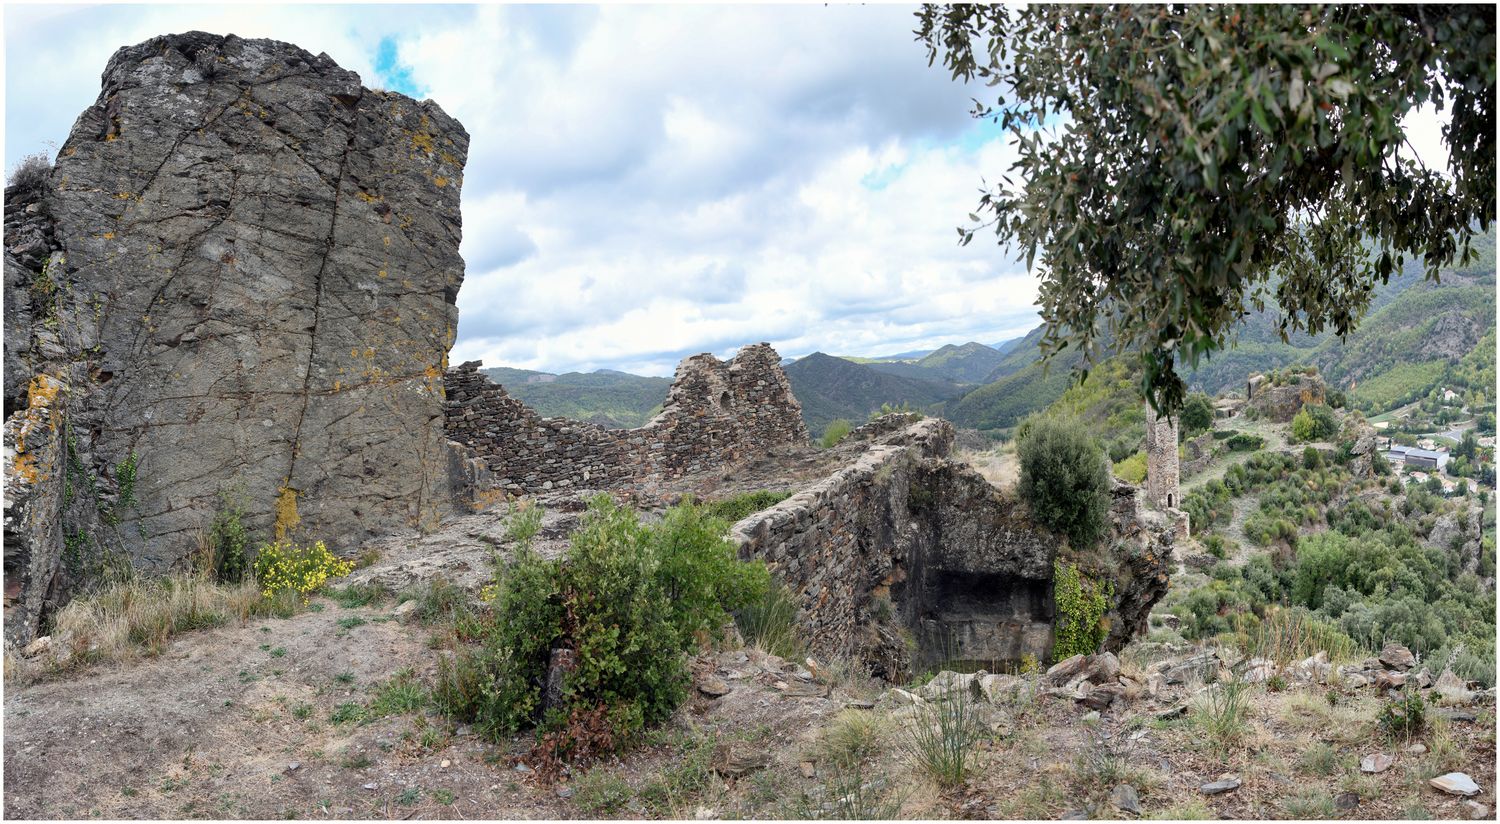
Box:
1211;429;1238;441
1112;451;1147;484
440;496;773;763
192;495;253;583
1291;403;1338;442
1180;392;1215;436
1378;688;1426;740
1051;560;1112;662
1017;416;1110;548
650;502;771;645
1224;432;1265;451
820;419;854;448
1303;446;1322;469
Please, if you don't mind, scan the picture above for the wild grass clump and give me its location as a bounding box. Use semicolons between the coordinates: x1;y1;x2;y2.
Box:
1298;742;1345;776
821;710;891;765
734;583;805;659
820;419;853;448
900;690;986;789
573;766;633;816
50;572;269;664
1191;677;1249;755
1281;789;1336;819
701;490;792;523
1234;606;1355;667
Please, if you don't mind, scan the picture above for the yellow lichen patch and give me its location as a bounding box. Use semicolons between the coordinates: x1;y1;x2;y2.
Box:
62;147;76;158
101;232;115;240
382;236;391;247
410;129;435;155
105;134;118;142
356;191;380;204
273;483;301;542
433;176;448;188
114;192;133;200
27;374;64;408
377;269;388;279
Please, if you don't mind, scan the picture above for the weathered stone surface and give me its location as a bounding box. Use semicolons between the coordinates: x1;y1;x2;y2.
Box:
1360;753;1394;774
1109;784;1141;815
713;742;771;777
1379;642;1416;671
1433;668;1476;705
4;32;470;643
1429;772;1481;797
728;418;1174;678
1200;777;1241;795
1244;371;1326;422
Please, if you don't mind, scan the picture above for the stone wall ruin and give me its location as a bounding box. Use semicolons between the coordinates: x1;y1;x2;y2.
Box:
443;343;809;495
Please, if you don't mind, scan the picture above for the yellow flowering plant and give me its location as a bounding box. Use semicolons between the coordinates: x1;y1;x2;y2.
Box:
252;539;355;600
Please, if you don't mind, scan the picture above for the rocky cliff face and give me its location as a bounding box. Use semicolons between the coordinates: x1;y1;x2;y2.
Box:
3;32;469;643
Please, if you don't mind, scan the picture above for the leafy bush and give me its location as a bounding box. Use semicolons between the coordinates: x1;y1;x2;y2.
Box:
1017;416;1110;548
441;496;773;762
1051;560;1112;661
1378;689;1426;740
1211;428;1238;440
1224;432;1264;451
252;540;354;600
1180;392;1215;436
191;497;253;584
1291;403;1338;442
820;419;853;448
1112;451;1147;484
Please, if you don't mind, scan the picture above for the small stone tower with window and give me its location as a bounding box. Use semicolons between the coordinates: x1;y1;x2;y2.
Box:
1145;403;1181;510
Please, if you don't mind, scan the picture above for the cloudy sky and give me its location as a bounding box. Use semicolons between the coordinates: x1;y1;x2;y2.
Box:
4;4;1451;377
5;2;1050;376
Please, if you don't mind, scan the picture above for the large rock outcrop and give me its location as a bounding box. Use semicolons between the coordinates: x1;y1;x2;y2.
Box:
730;417;1175;679
3;32;469;643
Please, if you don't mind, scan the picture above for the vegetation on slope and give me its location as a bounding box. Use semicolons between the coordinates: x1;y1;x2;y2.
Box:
482;367;672;428
783;353;960;437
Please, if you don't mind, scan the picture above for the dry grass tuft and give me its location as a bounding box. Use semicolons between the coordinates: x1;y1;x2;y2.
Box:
50;573;276;667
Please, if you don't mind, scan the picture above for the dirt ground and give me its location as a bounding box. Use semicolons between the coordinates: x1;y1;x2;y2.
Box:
5;425;1495;820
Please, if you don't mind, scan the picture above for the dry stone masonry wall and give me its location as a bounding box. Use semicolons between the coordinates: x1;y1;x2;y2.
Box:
444;343;809;495
3;32;470;643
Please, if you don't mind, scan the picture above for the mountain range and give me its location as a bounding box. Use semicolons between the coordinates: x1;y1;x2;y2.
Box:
479;231;1495;437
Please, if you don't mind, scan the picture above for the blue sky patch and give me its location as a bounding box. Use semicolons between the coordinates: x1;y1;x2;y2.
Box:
372;36;424;98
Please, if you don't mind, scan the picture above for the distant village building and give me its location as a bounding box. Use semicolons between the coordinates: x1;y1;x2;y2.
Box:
1386;444;1451;471
1442;388;1460;403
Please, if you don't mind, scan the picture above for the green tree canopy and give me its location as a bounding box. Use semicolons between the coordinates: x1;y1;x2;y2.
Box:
1017;415;1111;548
917;4;1495;413
1180;392;1216;436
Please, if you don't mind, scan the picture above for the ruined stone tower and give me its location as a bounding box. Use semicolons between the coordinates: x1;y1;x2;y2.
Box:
1144;403;1180;510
